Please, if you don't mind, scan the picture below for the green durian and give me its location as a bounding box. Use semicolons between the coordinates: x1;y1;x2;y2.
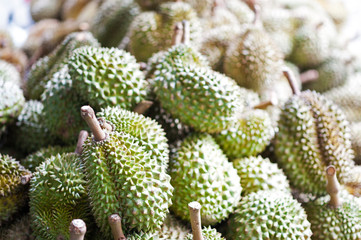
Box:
275;73;354;195
169;133;241;225
0;60;21;86
350;122;361;164
0;214;30;240
156;214;190;239
0;80;25;136
68;46;148;109
224;0;254;25
14;100;55;153
227;190;312;239
26;31;100;100
41;65;88;143
80;106;173;238
128;2;201;62
97;106;169;167
233;156;291;195
213;109;274;159
22;145;74;172
29;152;91;240
344;166;361;198
184;226;224;240
0;154;31;225
91;0;140;47
304;166;361;239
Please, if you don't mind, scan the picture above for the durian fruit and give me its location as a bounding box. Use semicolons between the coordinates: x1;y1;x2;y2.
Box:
30;0;65;21
227;190;312;239
14;100;55;154
0;154;31;225
0;48;28;78
315;0;347;27
0;60;21;86
224;0;254;25
96;106;169;167
128;2;201;62
61;0;91;20
22;145;74;172
274;69;355;196
233;156;291;195
26;31;100;100
80;106;173;238
323;76;361;122
41;65;88;143
350;122;361;164
304;166;361;239
184;202;225;240
0;80;25;136
68;46;148;109
213;109;275;159
91;0;140;47
0;214;31;240
29;132;92;240
156;214;190;239
153;44;245;134
344;166;361;198
169;133;241;225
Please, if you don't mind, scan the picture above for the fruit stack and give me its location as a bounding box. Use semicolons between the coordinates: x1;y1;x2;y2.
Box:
1;0;361;239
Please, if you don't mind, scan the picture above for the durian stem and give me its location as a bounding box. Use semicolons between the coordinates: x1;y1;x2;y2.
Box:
133;100;154;114
326;165;342;208
108;214;126;240
172;22;184;46
300;70;319;84
75;130;89;155
182;20;190;45
316;22;324;30
21;173;32;185
283;67;301;95
253;94;278;109
188;202;204;240
69;219;87;240
80;106;106;142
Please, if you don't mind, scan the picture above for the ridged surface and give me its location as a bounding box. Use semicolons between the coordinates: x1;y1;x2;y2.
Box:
184;226;224;240
0;80;25;127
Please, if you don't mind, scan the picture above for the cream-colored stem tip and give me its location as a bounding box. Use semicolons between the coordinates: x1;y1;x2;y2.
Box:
69;219;86;240
188;201;204;240
80;106;106;141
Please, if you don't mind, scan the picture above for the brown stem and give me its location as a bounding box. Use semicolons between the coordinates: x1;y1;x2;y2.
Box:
80;106;106;141
188;202;204;240
69;219;87;240
316;21;324;30
133;100;154;114
181;20;190;45
21;173;32;185
283;67;301;95
172;22;183;46
300;69;319;84
326;165;342;208
75;130;89;155
253;93;278;109
108;214;126;240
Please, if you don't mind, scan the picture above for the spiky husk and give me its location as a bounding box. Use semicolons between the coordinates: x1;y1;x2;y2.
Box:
0;214;30;240
156;214;190;239
97;106;169;167
184;226;224;240
233;156;291;195
213;109;274;159
304;191;361;239
29;153;91;240
41;65;88;143
274;90;354;196
0;154;30;224
91;0;140;47
127;231;159;240
228;190;312;239
0;60;21;86
350;122;361;164
344;166;361;198
82;131;173;238
169;133;241;225
68;46;148;109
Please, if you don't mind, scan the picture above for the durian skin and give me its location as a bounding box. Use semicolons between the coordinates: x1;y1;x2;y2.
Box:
304;191;361;239
233;156;291;195
81;131;173;238
0;60;21;86
274;90;354;196
228;190;312;240
169;133;241;226
0;154;31;225
0;214;30;240
154;47;243;134
14;100;55;153
91;0;140;47
68;46;148;109
213;109;275;159
41;65;88;143
29;153;91;240
350;122;361;164
156;214;190;239
97;106;169;167
184;226;225;240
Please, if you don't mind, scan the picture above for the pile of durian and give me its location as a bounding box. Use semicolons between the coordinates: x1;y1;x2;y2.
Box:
1;0;361;239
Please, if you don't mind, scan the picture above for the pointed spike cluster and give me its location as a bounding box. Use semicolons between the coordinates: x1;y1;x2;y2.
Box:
326;165;342;208
188;202;204;240
75;130;89;155
69;219;87;240
80;105;106;141
283;67;301;95
172;22;184;46
108;214;126;240
133;100;154;115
